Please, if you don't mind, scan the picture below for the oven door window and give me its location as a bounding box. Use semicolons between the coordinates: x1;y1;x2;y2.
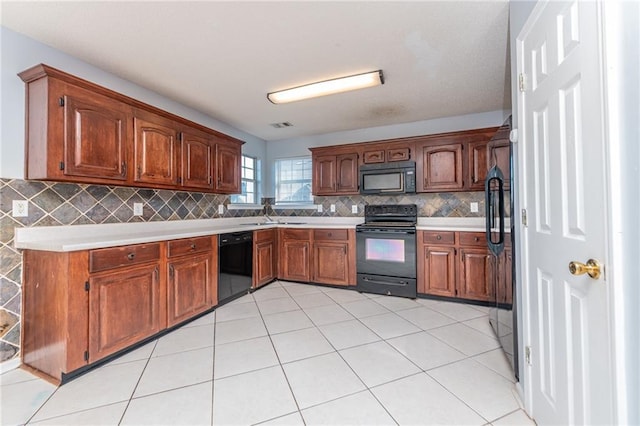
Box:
363;172;403;192
365;238;405;262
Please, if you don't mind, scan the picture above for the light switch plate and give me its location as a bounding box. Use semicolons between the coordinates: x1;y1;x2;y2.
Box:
133;202;143;216
12;200;28;217
351;205;358;214
330;204;336;213
470;202;479;213
218;205;224;214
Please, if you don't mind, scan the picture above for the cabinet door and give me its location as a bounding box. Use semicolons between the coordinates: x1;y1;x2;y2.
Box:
313;155;336;195
363;149;385;164
280;240;311;282
419;246;456;296
134;116;178;186
180;131;213;189
335;153;359;193
387;146;411;162
312;242;349;285
63;94;129;181
89;263;161;362
458;248;495;302
254;240;276;288
489;140;511;190
215;143;242;194
467;140;489;190
419;143;464;191
167;254;212;327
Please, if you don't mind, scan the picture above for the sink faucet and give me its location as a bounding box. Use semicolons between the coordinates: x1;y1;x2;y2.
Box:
263;214;278;224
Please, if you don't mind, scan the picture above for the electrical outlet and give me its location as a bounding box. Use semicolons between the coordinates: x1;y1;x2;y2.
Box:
133;203;143;216
470;202;479;213
218;205;224;214
352;205;358;214
12;200;28;217
317;205;323;213
330;204;336;213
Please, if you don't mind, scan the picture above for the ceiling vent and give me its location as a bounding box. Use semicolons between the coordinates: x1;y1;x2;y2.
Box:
270;122;293;128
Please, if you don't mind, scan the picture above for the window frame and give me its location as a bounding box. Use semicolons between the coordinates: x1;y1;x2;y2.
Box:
230;154;260;205
274;156;314;205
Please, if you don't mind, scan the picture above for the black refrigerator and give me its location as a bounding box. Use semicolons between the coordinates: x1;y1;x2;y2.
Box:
485;117;518;381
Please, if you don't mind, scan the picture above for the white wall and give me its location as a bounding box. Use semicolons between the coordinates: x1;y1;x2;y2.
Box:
264;109;511;196
0;27;267;185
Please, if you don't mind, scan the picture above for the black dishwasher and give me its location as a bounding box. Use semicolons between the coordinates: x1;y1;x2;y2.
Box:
218;231;253;304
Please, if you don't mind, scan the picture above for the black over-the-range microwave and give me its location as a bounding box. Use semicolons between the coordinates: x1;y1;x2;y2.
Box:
359;161;416;195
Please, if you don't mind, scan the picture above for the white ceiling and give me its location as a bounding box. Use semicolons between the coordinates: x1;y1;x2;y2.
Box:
1;1;511;142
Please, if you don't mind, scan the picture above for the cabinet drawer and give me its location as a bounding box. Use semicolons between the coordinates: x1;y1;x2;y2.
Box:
363;150;385;164
89;243;161;273
422;231;455;245
167;236;212;258
459;232;486;247
313;229;348;241
254;228;276;243
281;229;311;240
387;147;410;162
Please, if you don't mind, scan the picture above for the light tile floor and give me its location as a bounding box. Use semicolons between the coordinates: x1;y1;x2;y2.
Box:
1;281;536;425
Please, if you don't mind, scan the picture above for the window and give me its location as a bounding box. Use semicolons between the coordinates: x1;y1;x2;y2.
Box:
275;157;313;204
231;155;259;204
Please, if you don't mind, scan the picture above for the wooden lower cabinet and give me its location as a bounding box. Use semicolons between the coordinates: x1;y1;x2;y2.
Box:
419;245;456;297
313;242;349;285
418;231;497;302
89;263;162;362
458;248;495;302
254;229;277;288
280;239;311;282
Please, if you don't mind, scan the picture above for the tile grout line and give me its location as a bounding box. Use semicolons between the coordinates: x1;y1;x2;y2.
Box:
116;339;159;425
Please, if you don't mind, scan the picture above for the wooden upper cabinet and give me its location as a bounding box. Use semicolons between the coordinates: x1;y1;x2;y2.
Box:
489;125;511;190
467;140;489;191
133;114;178;186
180;131;213;190
418;142;464;192
19;64;244;193
387;146;411;162
362;143;411;164
363;149;385;164
312;152;358;195
335;153;359;193
215;141;242;194
313;154;337;194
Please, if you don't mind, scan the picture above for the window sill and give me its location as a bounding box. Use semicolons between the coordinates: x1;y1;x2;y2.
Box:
272;204;320;210
227;204;264;210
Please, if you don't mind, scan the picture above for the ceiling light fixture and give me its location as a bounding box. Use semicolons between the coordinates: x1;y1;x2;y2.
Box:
267;70;384;104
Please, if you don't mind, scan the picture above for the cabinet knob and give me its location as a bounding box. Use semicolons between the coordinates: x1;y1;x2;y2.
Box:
474;237;480;242
190;243;196;250
436;235;442;240
127;253;135;260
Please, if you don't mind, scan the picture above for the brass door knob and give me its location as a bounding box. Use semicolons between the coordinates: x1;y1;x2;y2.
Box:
568;259;602;280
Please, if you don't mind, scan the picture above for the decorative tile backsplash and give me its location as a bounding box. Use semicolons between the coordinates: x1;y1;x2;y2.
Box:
0;178;509;363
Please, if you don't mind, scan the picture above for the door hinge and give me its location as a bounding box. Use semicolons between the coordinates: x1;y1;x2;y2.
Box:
521;209;528;227
84;281;90;291
84;350;89;362
519;73;527;92
59;161;65;171
525;346;532;365
58;97;65;107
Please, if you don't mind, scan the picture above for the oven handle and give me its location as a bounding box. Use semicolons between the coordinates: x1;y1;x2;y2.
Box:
361;276;411;286
356;229;415;235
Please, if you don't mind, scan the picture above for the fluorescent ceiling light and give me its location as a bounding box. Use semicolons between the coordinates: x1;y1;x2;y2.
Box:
268;70;384;104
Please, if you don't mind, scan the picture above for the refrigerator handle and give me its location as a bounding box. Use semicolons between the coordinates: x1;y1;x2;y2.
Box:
485;165;505;256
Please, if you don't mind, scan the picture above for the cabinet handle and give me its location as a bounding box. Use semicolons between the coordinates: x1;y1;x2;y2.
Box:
127;253;135;260
121;162;127;177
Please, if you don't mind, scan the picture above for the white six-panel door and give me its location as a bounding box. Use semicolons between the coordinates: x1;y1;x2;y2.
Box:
517;1;614;424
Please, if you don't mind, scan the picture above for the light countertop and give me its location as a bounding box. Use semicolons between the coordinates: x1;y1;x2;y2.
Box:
15;216;509;252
